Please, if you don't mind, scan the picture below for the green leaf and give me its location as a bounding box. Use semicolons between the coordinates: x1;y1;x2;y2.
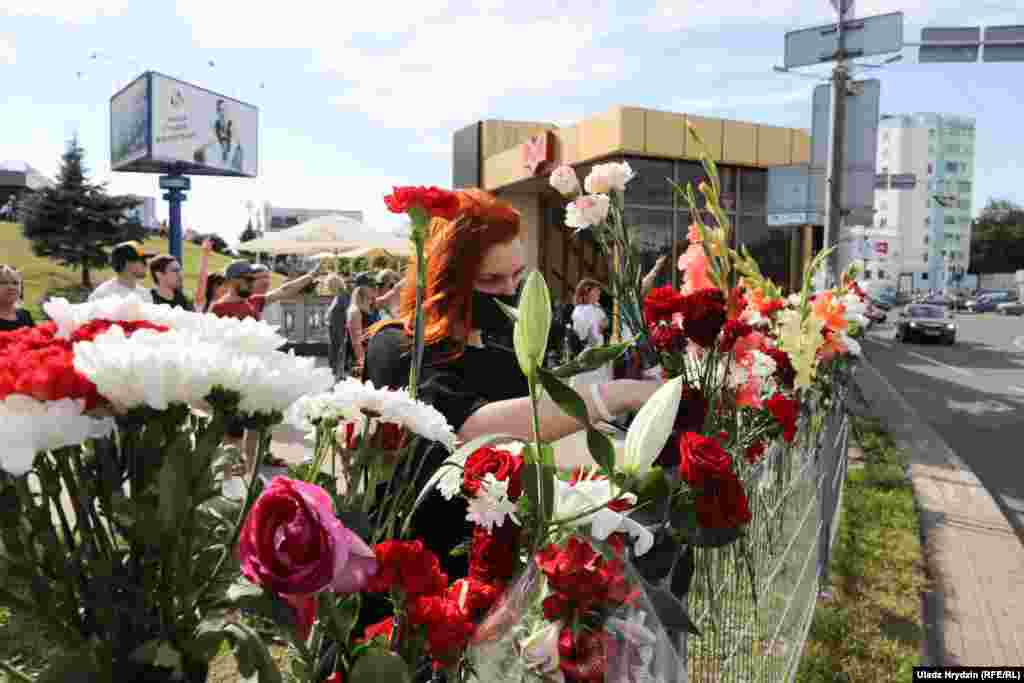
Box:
348;649;413;683
130;639;183;670
513;270;552;377
36;649;103;683
520;461;556;523
537;369;588;424
223;579;297;628
494;298;520;322
551;341;631;378
586;427;617;475
224;622;283;683
157;447;190;534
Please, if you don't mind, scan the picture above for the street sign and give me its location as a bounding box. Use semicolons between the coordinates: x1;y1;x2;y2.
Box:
767;164;820;226
159;175;191;191
983;25;1024;62
919;27;981;63
810;78;880;224
784;12;903;68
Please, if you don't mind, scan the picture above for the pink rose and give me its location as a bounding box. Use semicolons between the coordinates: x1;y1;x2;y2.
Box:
238;477;377;596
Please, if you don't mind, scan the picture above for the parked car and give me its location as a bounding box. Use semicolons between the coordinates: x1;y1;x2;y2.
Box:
895;304;957;345
966;291;1016;313
997;300;1024;316
869;292;898;311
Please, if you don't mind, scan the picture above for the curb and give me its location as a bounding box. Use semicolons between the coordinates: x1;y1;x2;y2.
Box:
853;349;1024;666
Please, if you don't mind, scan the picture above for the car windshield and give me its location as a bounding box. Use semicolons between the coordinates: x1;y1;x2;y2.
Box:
907;305;945;319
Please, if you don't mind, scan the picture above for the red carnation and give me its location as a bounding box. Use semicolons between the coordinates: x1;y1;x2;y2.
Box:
766;393;800;443
359;617;394;645
648;322;686;353
719;319;753;353
445;577;502;621
408;595;475;668
365;540;448;597
558;627;611;683
535;537;636;621
383;186;460;220
680;288;727;348
462;446;524;501
643;286;686;326
469;523;520;583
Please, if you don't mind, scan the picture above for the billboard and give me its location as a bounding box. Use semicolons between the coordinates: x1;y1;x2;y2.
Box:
109;71;258;178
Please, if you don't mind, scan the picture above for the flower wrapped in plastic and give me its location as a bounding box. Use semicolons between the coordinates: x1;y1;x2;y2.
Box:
466;533;687;683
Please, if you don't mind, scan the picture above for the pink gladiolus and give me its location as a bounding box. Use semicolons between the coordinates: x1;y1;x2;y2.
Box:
678;243;715;294
238;477;378;597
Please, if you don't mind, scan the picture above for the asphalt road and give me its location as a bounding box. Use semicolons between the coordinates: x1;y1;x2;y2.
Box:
862;309;1024;539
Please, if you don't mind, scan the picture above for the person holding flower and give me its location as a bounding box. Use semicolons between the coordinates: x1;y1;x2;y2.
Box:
365;188;662;577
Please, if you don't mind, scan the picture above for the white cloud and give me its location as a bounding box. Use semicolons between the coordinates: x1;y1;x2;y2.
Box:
4;0;129;22
0;38;15;65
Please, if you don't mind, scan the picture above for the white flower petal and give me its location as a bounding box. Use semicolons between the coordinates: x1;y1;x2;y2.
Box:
623;376;683;474
0;397;113;476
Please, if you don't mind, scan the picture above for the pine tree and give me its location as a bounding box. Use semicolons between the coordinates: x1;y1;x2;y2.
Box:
19;136;147;289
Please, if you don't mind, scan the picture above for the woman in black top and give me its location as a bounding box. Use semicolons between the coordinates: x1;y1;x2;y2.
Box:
363;189;661;579
0;265;34;332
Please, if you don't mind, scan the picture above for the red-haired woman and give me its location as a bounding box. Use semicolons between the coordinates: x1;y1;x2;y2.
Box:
364;189;661;576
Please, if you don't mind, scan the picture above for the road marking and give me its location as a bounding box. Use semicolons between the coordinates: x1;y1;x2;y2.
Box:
905;349;973;377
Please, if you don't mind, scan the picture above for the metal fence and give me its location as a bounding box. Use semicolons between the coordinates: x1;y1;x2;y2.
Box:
677;371;853;682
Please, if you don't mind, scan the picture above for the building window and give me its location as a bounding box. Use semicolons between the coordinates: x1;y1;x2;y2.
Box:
878;216;887;227
881;166;889;175
864;270;872;280
958;181;972;194
924;235;929;244
878;269;886;279
923;254;929;263
922;273;929;280
925;217;930;225
945;161;959;174
739;168;767;216
929;129;936;137
945;215;956;225
624;158;675;207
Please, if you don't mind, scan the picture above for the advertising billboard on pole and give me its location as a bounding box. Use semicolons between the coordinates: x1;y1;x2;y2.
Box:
110;74;150;171
109;71;259;178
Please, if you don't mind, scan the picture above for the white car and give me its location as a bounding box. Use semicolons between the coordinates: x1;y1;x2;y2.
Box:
996;300;1024;316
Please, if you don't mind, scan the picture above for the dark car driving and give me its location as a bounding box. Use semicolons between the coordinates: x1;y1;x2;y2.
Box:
895;304;957;345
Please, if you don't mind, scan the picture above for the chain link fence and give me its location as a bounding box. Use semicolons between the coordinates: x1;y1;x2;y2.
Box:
678;371;853;682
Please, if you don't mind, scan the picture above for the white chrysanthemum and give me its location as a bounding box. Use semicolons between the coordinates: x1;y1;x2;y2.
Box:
564;194;611;231
0;396;114;476
465;474;519;532
44;295;287;352
72;326;333;417
553;478;653;556
750;350;778;380
286;378;456;451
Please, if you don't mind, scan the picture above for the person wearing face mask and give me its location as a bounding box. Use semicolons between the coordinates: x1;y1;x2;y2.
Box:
363;189;663;580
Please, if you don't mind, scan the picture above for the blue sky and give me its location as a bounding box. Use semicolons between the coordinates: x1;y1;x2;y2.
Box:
2;0;1022;244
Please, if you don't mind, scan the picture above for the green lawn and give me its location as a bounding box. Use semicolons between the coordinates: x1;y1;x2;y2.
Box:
0;222;283;320
796;416;929;682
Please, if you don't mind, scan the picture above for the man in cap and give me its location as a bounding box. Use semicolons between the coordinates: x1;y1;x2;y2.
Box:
211;258;324;321
88;241;155;302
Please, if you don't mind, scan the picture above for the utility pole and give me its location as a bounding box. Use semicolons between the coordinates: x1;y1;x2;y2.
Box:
823;19;849;288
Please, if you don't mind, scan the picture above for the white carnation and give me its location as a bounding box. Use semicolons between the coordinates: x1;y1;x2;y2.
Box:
549;165;580;197
584;161;634;194
564;194;611;231
465;474;519;532
0;396;114;476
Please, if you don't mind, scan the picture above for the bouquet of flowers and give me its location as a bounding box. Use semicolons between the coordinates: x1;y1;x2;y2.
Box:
0;295;337;680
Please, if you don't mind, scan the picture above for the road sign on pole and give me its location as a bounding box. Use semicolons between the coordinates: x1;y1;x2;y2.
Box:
983;25;1024;62
919;27;981;62
784;12;903;68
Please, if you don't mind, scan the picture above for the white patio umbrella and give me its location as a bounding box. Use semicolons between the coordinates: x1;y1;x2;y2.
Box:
239;214;413;256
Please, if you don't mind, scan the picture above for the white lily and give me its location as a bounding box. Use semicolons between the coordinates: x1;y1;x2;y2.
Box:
553;478;653;556
622;376;683;474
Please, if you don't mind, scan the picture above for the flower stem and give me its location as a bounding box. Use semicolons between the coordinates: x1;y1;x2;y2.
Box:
408;225;427;401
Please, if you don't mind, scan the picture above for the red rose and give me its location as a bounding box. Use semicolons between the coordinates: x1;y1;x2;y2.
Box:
558;627;610;683
643;286;686;326
680;288;727;348
383;186;460;220
648;322;686;353
745;442;766;464
469;523;520;583
359;617;394;645
719;319;753;353
766;393;800;442
694;475;752;529
366;540;448;597
462;446;524;501
678;432;733;489
535;537;636;621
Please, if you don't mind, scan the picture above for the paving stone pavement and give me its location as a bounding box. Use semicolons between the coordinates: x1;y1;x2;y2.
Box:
856;357;1024;666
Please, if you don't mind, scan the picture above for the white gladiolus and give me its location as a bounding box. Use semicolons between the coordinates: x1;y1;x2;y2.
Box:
622;376;683;474
549;165;580;197
584;161;634;194
0;396;114;476
564;193;611;231
520;621;564;683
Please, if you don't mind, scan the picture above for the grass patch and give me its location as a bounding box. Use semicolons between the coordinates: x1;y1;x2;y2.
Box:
0;221;283;320
796;415;929;682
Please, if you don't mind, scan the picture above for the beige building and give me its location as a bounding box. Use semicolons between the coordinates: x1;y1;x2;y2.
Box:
452;106;812;301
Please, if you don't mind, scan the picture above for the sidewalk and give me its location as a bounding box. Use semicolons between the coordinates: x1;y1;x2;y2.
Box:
854;357;1024;666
